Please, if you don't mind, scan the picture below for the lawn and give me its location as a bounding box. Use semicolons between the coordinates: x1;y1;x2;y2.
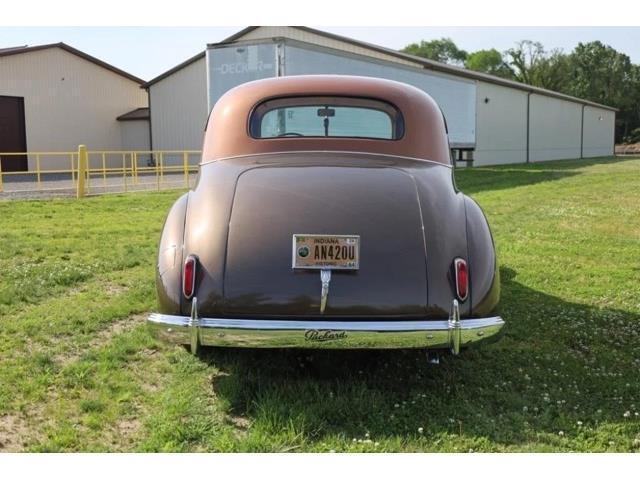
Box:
0;156;638;452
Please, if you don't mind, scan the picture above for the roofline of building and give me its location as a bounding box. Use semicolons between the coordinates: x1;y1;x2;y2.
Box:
0;42;145;84
140;27;259;88
205;26;618;112
141;50;206;88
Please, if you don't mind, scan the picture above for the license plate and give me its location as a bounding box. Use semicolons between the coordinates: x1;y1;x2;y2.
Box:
292;234;360;270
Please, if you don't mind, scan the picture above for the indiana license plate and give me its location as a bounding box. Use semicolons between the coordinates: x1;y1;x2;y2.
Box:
292;234;360;270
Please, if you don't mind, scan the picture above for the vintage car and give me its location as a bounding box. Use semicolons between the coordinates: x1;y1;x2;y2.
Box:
148;75;504;356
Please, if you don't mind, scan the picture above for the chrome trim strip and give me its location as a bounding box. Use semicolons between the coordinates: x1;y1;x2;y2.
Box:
147;308;504;351
200;151;453;169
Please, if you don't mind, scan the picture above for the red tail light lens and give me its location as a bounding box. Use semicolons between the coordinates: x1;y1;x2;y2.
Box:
454;258;468;301
183;255;197;299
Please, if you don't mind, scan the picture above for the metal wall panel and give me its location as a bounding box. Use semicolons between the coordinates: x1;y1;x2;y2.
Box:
473;81;528;166
529;94;582;162
120;120;151;151
150;55;208;151
582;106;615;158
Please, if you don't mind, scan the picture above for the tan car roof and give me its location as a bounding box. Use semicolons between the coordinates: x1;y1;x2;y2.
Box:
202;75;451;165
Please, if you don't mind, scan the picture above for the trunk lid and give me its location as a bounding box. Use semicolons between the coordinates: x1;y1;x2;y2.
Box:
222;165;429;317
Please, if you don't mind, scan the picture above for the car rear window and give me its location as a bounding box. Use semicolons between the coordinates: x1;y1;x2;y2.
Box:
249;96;404;140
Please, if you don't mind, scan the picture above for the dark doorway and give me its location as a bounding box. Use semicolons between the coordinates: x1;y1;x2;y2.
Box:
0;96;28;172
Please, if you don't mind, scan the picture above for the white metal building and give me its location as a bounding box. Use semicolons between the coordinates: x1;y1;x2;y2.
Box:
144;26;616;167
0;43;148;171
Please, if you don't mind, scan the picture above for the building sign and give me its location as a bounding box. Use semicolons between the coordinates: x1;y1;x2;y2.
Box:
207;43;277;110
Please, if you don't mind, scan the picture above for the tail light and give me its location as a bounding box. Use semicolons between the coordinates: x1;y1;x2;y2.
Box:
454;258;468;301
183;255;198;299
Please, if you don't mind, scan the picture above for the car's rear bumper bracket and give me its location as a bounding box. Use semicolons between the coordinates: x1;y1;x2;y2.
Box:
189;297;200;355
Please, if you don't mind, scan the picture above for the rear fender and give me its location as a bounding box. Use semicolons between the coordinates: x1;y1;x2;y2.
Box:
156;192;189;314
463;195;500;316
413;165;470;317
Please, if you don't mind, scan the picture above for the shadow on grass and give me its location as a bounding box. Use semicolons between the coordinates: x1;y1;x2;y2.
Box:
200;267;639;451
454;156;632;196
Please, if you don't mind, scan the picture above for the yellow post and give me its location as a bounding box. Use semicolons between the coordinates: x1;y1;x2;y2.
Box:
155;152;160;191
36;154;42;189
183;152;189;188
102;152;107;187
70;154;76;184
77;145;88;199
133;152;138;184
123;153;128;193
86;152;91;194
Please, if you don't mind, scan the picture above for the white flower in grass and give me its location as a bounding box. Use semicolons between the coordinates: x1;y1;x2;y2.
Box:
576;421;583;426
558;431;564;436
624;411;631;418
418;427;424;434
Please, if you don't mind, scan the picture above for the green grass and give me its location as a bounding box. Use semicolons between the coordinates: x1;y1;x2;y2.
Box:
1;156;639;452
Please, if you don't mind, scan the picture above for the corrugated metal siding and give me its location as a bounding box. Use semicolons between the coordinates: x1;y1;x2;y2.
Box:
0;47;147;169
582;106;615;157
529;94;582;162
474;81;528;166
120;120;150;151
149;56;207;151
238;26;423;68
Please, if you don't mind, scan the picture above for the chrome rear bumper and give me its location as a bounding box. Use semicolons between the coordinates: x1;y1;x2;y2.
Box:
147;298;504;354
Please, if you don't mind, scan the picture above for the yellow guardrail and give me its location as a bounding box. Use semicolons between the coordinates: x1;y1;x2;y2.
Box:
0;146;202;197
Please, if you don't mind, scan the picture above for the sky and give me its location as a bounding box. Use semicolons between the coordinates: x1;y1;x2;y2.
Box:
1;26;639;81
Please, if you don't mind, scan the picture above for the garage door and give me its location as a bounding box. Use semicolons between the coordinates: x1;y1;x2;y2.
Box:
0;96;28;172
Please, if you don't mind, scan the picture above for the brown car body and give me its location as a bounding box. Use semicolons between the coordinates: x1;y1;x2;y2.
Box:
149;75;503;353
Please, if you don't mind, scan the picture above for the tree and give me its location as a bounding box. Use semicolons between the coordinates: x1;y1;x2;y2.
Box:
464;49;514;79
400;36;640;143
402;38;468;66
504;40;570;90
564;41;639;140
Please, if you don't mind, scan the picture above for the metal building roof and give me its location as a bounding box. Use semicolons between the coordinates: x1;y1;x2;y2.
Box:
142;26;616;112
116;107;150;121
0;42;145;84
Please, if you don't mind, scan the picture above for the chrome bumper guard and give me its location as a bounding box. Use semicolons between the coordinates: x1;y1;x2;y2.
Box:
148;298;504;354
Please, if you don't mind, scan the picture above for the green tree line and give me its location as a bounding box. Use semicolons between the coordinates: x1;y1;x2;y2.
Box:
402;38;640;143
